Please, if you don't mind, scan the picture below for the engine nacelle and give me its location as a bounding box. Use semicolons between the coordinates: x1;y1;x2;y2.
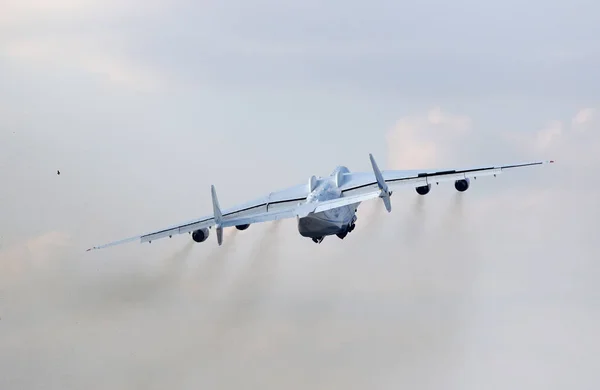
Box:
416;184;431;195
236;224;250;231
454;178;470;192
192;228;209;243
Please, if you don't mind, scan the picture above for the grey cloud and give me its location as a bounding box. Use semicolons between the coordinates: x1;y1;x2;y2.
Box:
4;0;598;99
117;0;600;99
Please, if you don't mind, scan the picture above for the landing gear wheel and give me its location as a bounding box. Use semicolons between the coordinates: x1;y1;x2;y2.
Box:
336;231;348;239
312;236;324;244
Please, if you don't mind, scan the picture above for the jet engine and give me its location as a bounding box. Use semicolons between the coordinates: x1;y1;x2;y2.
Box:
416;184;431;195
236;224;250;230
454;178;470;192
192;228;210;243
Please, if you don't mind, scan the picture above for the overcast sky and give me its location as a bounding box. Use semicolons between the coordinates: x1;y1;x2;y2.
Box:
1;1;599;389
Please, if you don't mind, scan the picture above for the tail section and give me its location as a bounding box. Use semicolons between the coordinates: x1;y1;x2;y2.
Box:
211;185;224;245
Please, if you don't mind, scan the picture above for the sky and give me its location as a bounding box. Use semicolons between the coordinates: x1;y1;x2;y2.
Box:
1;0;599;389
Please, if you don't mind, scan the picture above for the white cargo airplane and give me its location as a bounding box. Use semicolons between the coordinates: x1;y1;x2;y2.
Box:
86;154;553;251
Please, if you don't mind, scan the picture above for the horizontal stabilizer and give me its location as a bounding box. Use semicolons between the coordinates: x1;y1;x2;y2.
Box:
211;185;224;246
369;153;392;212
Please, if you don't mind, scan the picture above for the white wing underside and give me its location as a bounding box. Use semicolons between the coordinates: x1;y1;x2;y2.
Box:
86;160;552;251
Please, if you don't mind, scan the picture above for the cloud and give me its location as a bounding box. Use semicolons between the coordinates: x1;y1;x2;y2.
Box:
531;107;598;153
386;107;472;168
4;0;596;99
534;120;564;151
1;107;599;389
3;38;163;90
572;108;596;125
492;106;595;179
0;0;168;90
0;0;91;24
0;0;166;25
0;231;71;284
505;107;600;170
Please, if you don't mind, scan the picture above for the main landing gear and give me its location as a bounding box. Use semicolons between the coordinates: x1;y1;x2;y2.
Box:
336;222;356;240
311;221;356;244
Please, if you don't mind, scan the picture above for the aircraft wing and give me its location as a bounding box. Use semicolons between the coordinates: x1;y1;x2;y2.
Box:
86;182;312;251
316;159;555;214
86;156;553;251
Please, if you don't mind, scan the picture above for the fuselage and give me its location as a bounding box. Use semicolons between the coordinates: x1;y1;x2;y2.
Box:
297;166;358;242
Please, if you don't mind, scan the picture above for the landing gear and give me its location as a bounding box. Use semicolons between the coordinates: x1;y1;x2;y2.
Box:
336;222;355;240
310;218;356;243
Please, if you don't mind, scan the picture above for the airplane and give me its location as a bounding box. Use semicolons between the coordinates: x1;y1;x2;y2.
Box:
86;154;554;251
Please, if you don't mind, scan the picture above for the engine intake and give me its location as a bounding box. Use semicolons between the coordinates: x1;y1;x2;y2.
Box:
192;228;209;243
236;224;250;231
416;184;431;195
454;178;470;192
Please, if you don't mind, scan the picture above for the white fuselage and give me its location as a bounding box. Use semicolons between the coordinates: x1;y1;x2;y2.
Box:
297;166;358;239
